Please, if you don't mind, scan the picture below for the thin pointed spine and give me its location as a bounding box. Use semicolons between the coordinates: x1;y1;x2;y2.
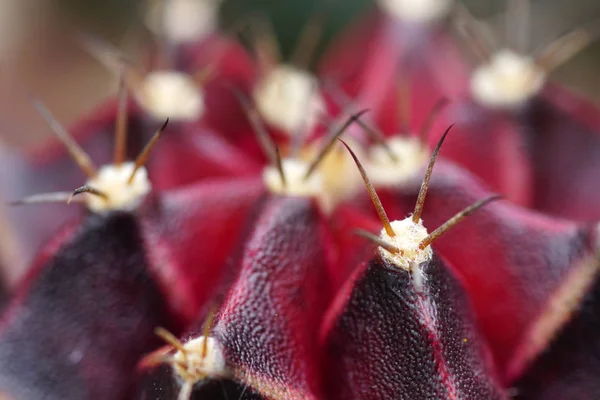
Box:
419;195;502;250
397;79;411;135
354;229;403;256
418;98;449;146
355;118;398;162
451;4;494;63
303;109;368;181
506;0;531;54
412;124;453;224
138;347;174;370
114;75;129;166
155;327;188;361
339;139;395;238
274;145;287;189
233;89;281;172
8;192;77;206
322;79;397;162
128;119;169;185
30;99;97;178
201;305;218;360
249;16;281;75
78;33;146;93
536;27;595;72
290;0;333;70
152;0;175;70
67;185;109;204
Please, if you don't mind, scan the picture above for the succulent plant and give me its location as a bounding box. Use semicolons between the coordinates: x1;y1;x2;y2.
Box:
1;0;600;399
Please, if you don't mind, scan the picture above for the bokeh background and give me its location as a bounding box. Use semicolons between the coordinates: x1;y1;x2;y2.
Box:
0;0;599;282
0;0;599;147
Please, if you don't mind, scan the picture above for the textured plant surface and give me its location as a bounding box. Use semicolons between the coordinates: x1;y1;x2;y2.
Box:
1;1;600;399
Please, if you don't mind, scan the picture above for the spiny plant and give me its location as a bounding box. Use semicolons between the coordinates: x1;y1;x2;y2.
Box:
1;1;600;399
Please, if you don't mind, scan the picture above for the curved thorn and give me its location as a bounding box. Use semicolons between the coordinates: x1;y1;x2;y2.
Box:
412;124;453;224
8;192;75;206
506;0;531;54
67;186;109;204
274;145;287;189
78;33;145;93
30;98;97;178
354;229;403;256
138;347;173;370
128;118;169;184
114;74;129;166
232;88;279;169
322;79;397;162
201;305;218;360
451;3;494;63
418;98;449;146
155;327;187;361
290;0;334;70
419;195;502;250
536;28;594;72
303;109;368;181
397;79;411;135
355;118;398;162
339;139;395;238
248;15;281;75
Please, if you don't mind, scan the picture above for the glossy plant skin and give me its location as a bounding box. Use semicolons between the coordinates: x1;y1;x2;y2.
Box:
2;2;600;399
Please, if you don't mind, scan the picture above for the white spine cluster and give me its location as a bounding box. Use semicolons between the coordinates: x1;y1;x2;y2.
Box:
470;50;546;109
253;65;325;135
377;0;453;23
146;0;221;43
378;218;433;272
84;162;151;213
139;71;205;121
366;137;429;188
172;336;229;381
263;158;324;199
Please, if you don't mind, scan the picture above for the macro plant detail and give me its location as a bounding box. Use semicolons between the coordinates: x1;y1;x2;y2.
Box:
0;0;600;399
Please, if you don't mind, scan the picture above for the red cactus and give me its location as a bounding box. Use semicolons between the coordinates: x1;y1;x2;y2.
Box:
320;139;504;399
3;1;600;399
0;212;178;400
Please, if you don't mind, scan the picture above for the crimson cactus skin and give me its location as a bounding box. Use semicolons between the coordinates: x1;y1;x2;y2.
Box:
321;253;506;400
426;103;534;206
210;195;332;400
319;10;464;138
514;274;600;400
426;88;600;219
0;101;141;276
523;85;600;221
149;125;262;189
140;177;264;322
329;203;382;290
0;212;177;400
137;195;333;399
369;159;599;380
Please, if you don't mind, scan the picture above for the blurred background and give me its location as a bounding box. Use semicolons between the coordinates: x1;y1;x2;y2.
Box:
0;0;599;149
0;0;598;282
